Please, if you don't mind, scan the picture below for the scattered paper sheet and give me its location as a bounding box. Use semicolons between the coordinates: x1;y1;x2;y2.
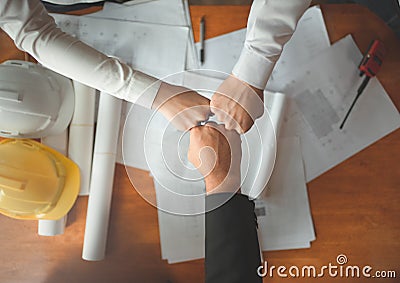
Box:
123;0;158;5
256;137;315;251
277;35;400;181
87;0;198;69
144;110;205;263
156;180;205;263
51;13;189;78
266;5;331;91
195;29;245;78
89;0;188;26
80;18;189;79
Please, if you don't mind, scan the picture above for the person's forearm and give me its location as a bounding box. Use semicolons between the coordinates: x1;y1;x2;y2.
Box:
232;0;311;89
0;0;160;108
205;193;261;283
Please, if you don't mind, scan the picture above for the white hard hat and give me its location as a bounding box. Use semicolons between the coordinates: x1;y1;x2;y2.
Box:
0;60;74;138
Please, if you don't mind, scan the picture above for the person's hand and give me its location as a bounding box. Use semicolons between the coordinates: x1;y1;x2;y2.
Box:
188;123;242;195
210;75;264;134
152;82;211;131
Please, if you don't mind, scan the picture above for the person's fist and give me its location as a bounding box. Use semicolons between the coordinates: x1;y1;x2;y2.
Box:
152;82;211;131
188;123;241;195
210;75;264;134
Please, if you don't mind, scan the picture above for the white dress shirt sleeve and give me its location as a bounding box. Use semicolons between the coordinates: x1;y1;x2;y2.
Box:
0;0;160;108
232;0;312;90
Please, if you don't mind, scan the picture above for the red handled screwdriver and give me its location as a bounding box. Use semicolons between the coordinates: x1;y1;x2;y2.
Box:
340;39;386;129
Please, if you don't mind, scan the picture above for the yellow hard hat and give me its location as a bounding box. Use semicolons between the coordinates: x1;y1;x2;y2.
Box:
0;139;80;220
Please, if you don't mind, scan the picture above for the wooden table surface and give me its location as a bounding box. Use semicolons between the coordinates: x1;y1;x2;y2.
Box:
0;4;399;283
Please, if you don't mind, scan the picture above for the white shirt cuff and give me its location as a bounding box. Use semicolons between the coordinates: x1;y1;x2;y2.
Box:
125;71;161;109
232;45;275;90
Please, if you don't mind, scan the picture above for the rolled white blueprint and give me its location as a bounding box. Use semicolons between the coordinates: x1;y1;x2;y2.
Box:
82;93;122;261
69;81;96;196
38;217;67;236
39;129;69;236
243;92;287;199
267;92;286;138
254;92;286;198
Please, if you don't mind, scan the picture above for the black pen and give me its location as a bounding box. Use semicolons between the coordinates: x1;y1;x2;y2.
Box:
200;16;205;64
